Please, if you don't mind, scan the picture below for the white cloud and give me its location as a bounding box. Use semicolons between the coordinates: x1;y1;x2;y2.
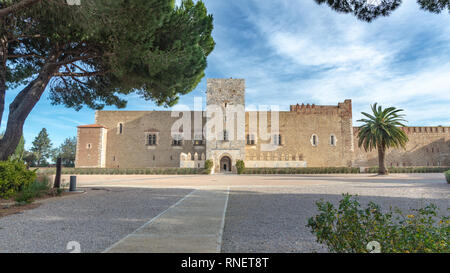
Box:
200;0;450;125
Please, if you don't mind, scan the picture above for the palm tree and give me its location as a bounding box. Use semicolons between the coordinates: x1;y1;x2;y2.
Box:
357;103;409;175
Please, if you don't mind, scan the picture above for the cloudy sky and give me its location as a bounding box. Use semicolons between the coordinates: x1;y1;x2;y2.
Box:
2;0;450;149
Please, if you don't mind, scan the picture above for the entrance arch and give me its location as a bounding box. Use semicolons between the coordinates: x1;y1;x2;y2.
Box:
219;156;232;172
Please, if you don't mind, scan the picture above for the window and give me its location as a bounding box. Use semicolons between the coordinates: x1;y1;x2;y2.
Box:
172;134;183;146
194;140;204;146
223;130;229;141
147;134;157;145
86;143;92;149
273;134;281;145
118;123;123;134
246;134;256;145
193;134;204;146
311;134;318;146
330;134;336;146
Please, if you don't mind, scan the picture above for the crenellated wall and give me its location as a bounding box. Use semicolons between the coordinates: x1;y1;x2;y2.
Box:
244;100;354;167
353;126;450;167
74;78;449;170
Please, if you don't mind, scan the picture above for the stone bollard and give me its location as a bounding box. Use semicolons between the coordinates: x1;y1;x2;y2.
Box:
69;176;77;192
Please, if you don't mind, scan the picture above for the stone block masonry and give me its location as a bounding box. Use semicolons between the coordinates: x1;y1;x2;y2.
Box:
75;78;450;170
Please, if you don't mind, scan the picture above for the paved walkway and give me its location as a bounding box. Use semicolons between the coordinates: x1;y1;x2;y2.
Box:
104;188;230;253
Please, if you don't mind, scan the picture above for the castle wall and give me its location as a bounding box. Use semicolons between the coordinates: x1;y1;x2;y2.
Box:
354;126;450;167
74;78;449;170
244;100;354;167
206;78;246;173
93;111;206;169
75;125;106;168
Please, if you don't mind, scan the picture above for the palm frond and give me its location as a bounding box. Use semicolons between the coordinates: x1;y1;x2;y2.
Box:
357;103;409;152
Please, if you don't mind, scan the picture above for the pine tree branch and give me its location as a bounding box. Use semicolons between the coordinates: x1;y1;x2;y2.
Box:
0;0;42;18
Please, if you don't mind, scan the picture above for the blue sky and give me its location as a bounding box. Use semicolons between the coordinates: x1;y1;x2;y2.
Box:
2;0;450;149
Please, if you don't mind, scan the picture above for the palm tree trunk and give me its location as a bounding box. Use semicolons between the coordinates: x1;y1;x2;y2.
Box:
377;145;388;175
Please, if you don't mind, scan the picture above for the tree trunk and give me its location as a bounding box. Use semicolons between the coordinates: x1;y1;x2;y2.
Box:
54;157;61;189
377;144;388;175
0;60;58;160
0;35;6;128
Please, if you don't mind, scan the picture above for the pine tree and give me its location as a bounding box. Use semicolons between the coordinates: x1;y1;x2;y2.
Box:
53;137;77;167
314;0;449;22
0;0;215;160
30;128;53;166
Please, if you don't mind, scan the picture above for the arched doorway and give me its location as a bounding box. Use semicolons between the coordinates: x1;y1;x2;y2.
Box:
220;156;232;172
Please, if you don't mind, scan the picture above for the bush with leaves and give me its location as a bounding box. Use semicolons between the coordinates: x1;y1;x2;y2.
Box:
445;170;450;184
242;167;360;174
236;160;245;174
307;194;449;253
204;160;213;174
366;166;449;174
0;160;37;199
15;176;52;204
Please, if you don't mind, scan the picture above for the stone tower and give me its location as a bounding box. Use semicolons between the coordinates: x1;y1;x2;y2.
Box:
205;78;246;173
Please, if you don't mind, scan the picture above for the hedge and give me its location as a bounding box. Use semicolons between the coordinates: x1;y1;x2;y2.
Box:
445;170;450;184
365;166;450;174
35;167;207;175
242;167;360;174
0;161;37;199
236;160;245;174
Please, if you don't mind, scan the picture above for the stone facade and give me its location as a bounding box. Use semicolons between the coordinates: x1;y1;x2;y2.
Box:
75;78;450;172
206;79;246;173
354;126;450;167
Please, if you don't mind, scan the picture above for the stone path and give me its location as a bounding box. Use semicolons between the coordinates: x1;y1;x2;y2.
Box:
104;188;230;253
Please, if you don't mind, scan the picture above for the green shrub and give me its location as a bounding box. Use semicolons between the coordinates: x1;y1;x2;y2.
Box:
0;161;37;199
242;167;360;175
307;194;449;253
445;170;450;184
366;166;450;174
15;176;51;204
204;159;213;174
236;160;245;174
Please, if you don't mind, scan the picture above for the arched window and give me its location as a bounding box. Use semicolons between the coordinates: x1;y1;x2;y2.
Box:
273;134;282;145
117;122;123;134
246;134;256;145
223;130;229;141
311;134;318;146
330;134;336;146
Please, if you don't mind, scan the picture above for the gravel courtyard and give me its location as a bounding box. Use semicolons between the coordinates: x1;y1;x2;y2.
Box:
0;173;448;253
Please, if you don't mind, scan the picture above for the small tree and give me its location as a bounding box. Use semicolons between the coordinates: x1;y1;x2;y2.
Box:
30;128;53;166
204;159;213;174
22;150;37;167
357;103;409;175
236;160;245;174
52;137;76;167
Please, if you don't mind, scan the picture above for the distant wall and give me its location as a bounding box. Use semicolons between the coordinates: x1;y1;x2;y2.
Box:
353;126;450;167
244;100;354;167
95;111;207;169
75;126;106;168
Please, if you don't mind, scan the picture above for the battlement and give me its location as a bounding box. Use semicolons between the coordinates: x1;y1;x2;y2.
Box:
290;99;352;117
403;126;450;134
353;126;450;134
